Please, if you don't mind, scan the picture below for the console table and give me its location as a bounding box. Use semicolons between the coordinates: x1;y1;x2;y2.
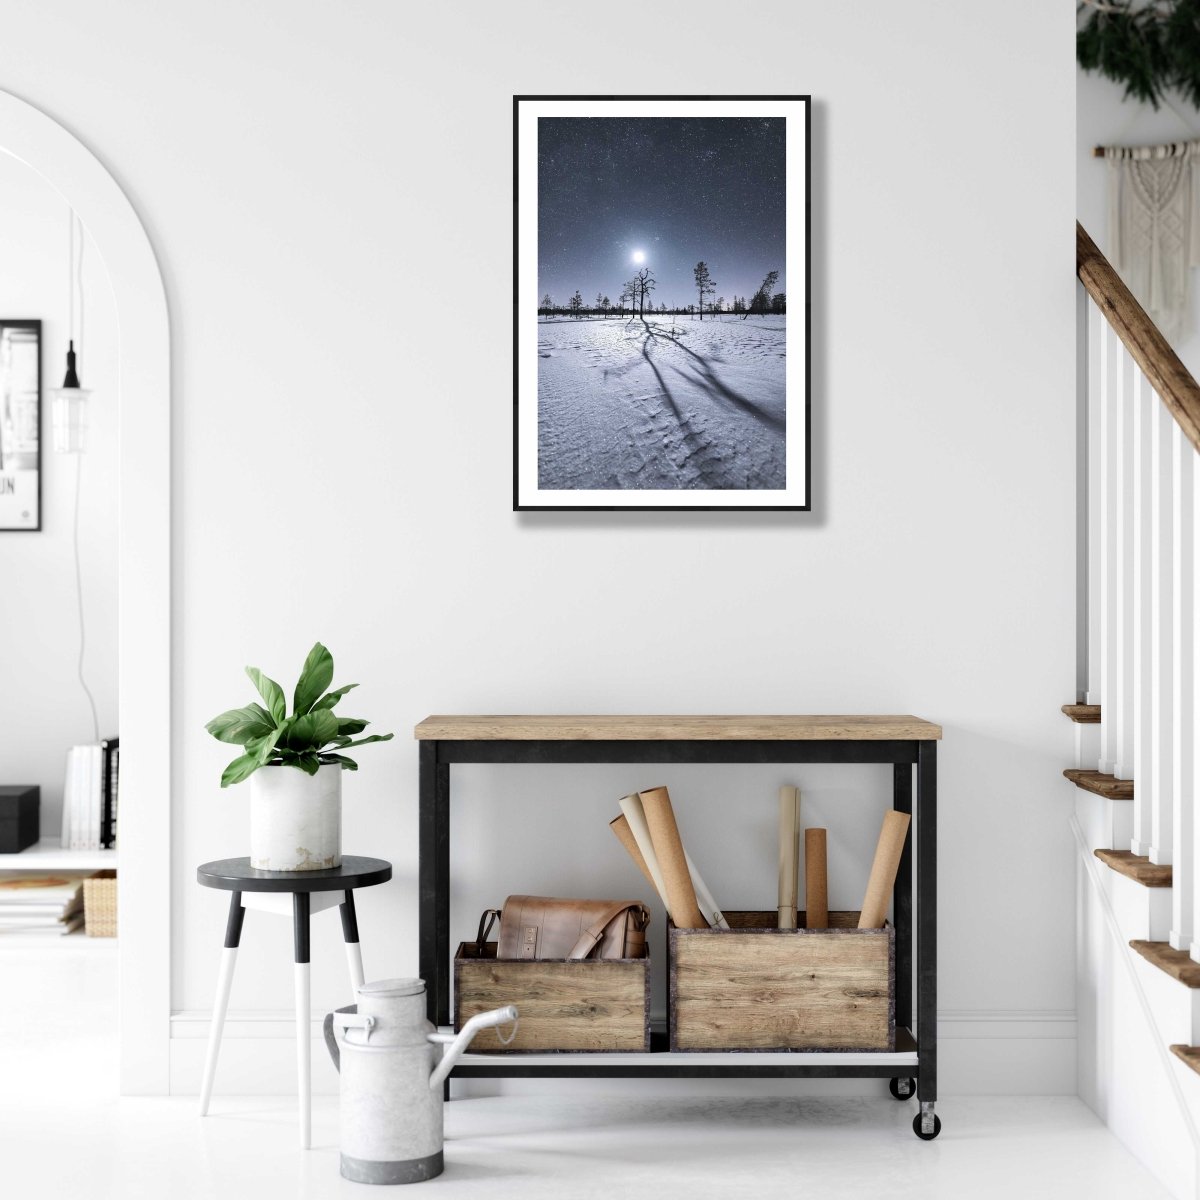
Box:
414;715;941;1139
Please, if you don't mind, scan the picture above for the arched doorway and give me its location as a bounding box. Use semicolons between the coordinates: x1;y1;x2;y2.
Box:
0;89;170;1094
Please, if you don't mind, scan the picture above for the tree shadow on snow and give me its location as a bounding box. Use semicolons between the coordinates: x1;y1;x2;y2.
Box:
638;317;785;436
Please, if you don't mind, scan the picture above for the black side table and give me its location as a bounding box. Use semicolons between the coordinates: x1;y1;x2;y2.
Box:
196;856;391;1148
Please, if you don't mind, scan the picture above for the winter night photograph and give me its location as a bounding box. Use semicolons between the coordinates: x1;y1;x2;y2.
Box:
514;97;808;510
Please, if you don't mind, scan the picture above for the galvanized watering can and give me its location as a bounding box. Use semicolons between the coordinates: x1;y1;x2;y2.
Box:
324;977;517;1185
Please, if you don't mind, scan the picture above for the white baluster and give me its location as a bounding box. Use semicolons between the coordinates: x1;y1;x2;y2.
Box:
1099;322;1120;777
1131;370;1155;849
1149;400;1176;865
1170;425;1194;946
1114;347;1136;781
1086;299;1103;709
1188;443;1200;964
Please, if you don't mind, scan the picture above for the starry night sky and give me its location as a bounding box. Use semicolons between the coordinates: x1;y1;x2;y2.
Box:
537;117;785;310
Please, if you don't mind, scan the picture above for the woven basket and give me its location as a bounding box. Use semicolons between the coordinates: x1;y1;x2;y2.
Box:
83;870;117;938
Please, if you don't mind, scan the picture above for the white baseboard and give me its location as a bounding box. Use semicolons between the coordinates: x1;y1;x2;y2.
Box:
169;1009;1077;1098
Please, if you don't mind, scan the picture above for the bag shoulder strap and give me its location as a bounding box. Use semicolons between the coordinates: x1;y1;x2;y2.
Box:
475;908;501;953
567;901;649;960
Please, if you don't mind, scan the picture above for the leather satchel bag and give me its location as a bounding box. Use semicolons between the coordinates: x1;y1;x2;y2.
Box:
474;895;650;961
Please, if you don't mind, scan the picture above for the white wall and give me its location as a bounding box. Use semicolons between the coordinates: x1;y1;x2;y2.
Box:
1077;69;1200;375
0;152;117;836
0;1;1076;1093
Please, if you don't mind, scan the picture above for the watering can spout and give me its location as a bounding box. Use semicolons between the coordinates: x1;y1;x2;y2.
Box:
428;1006;518;1090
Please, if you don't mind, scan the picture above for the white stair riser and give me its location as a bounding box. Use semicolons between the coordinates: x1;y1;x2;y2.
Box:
1106;871;1171;944
1130;955;1200;1046
1073;722;1101;771
1075;791;1133;856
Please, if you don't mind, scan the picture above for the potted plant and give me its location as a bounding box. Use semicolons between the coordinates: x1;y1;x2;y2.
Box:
205;642;393;871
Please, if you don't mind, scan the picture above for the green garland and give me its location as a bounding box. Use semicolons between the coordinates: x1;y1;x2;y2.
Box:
1078;0;1200;109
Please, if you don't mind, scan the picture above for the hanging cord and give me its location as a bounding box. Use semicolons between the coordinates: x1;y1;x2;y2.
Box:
72;453;100;744
75;212;84;378
68;208;99;744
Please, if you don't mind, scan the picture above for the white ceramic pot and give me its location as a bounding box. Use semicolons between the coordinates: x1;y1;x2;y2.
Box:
249;762;342;871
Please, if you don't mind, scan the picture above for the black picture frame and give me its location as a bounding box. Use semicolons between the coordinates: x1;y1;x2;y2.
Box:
0;319;43;531
514;95;810;512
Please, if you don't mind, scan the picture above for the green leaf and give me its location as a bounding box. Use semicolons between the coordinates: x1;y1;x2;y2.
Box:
293;642;335;716
336;717;369;737
319;753;359;771
245;667;286;724
250;726;284;765
220;752;261;787
294;752;321;776
206;703;275;746
312;683;358;712
281;708;340;753
336;733;394;751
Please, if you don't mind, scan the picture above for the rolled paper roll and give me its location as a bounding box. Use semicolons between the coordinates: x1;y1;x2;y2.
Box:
684;848;730;930
609;813;662;899
638;785;708;929
858;810;912;929
805;828;828;930
778;786;799;929
617;794;671;912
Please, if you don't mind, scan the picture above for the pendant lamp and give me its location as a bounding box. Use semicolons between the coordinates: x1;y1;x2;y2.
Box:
50;212;92;454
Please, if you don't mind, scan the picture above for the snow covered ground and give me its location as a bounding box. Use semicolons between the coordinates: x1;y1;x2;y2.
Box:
537;314;786;490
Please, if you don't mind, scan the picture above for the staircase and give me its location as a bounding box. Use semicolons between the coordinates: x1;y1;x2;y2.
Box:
1073;224;1200;1200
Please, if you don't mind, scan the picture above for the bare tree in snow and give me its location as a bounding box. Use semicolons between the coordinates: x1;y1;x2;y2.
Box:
634;267;656;317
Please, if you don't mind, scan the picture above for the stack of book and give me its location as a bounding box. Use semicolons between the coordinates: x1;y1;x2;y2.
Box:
0;872;88;935
61;738;119;851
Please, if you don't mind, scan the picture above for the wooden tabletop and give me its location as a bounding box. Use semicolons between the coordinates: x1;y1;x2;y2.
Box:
413;715;941;742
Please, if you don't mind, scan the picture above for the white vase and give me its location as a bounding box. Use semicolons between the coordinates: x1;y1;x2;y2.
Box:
249;762;342;871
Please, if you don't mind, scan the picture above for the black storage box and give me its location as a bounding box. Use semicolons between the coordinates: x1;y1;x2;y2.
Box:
0;786;39;853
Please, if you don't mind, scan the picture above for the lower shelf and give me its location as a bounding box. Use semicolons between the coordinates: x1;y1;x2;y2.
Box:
446;1025;919;1078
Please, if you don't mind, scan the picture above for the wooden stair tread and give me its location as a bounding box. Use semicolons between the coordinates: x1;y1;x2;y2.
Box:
1130;941;1200;987
1094;849;1172;887
1170;1045;1200;1076
1062;704;1101;724
1064;769;1134;800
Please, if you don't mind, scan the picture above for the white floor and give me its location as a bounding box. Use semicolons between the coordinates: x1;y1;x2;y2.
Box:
0;944;1176;1199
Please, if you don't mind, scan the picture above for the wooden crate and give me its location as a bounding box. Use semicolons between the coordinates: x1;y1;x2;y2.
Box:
669;910;894;1052
454;941;650;1053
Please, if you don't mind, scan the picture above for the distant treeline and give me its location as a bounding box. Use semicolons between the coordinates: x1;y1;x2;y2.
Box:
539;266;784;320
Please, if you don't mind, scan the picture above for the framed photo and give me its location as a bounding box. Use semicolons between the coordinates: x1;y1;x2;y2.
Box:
514;95;809;511
0;320;42;531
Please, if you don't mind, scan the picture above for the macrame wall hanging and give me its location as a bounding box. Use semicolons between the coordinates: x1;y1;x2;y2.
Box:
1099;140;1200;342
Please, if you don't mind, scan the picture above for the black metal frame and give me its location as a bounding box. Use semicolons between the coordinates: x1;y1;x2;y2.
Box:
418;736;935;1106
0;319;43;532
512;96;812;513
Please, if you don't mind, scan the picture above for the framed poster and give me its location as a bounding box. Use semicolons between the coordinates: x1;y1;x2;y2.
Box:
0;320;41;531
514;95;809;511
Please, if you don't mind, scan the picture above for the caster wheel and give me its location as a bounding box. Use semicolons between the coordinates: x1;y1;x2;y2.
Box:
913;1113;942;1141
889;1077;915;1101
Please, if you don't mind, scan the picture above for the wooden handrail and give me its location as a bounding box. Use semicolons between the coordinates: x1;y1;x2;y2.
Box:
1077;221;1200;454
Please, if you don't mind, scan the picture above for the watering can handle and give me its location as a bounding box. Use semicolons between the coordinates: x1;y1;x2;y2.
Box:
324;1004;374;1072
323;1012;340;1073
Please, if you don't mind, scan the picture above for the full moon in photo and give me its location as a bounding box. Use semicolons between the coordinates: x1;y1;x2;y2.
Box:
631;249;645;263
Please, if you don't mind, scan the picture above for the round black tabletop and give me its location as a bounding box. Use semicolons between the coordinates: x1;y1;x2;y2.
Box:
197;856;392;893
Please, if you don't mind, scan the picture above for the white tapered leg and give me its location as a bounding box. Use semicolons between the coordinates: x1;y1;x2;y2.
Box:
345;940;365;993
199;946;238;1116
295;961;311;1149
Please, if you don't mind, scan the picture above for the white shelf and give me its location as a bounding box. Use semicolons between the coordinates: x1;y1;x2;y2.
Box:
439;1027;919;1070
0;930;116;948
0;837;117;871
